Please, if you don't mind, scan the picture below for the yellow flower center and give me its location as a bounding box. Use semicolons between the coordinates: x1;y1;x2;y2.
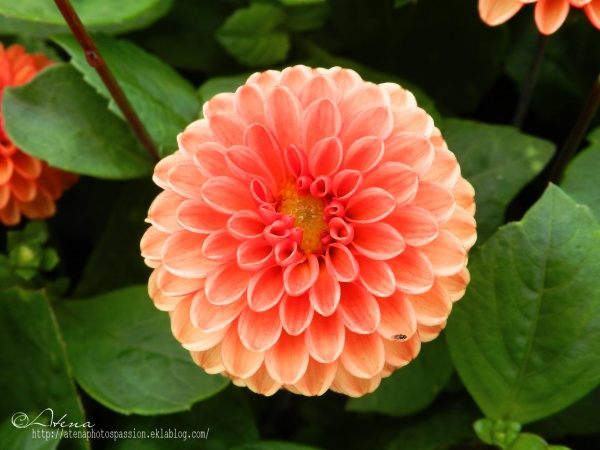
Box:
279;181;328;254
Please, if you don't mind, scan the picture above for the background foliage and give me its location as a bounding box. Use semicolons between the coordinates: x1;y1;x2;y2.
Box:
1;0;599;449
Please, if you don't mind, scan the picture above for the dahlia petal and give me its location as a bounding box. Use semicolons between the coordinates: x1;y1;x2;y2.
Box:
338;283;381;334
339;331;385;378
280;293;314;335
170;296;227;351
302;98;342;153
535;0;570;34
325;243;359;282
284;144;310;179
244;123;286;183
235;83;266;125
419;230;466;276
248;266;285;311
202;229;240;262
392;108;434;136
194;142;232;178
305;312;345;363
228;210;265;240
384;205;439;246
274;240;304;267
178;120;212;158
478;0;523;25
247;70;281;93
344;136;384;173
356;255;396;297
284;254;319;295
387;246;435;294
168;161;206;198
238;305;282;352
351;222;405;260
221;325;264;378
418;322;446;342
344;187;396;223
153;152;186;189
363;162;418;207
327;67;363;93
265;331;309;384
421;149;461;189
157;265;205;296
379;83;417;109
383;333;421;367
201;176;255;214
265;86;303;150
328;217;354;245
226;145;277;192
148;267;187;311
209;112;247;147
0;184;9;209
293;358;337;396
191;344;225;374
442;205;477;250
299;74;340;107
309;258;341;316
453;177;476;215
203;92;235;119
148;190;185;232
191;289;246;332
438;266;471;302
11;150;42;179
331;363;382;397
9;171;36;202
0;154;14;184
383;132;435;176
407;279;452;327
332;169;363;201
338;82;390;120
205;261;251;305
162;231;220;278
339;105;394;149
237;239;275;272
377;291;417;341
245;364;282;396
177;198;230;234
411;181;456;224
20;191;55;220
584;1;600;29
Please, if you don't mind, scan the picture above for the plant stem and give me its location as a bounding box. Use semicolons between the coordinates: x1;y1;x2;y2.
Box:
549;74;600;183
512;34;547;129
54;0;160;163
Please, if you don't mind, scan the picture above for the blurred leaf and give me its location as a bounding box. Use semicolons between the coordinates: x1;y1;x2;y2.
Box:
446;185;600;424
217;3;290;68
55;286;229;415
394;0;414;6
561;127;600;223
278;0;325;5
54;34;199;157
233;442;323;450
0;417;58;450
283;1;329;32
0;288;88;450
0;0;172;34
3;64;153;179
475;418;521;449
106;387;259;450
73;179;157;297
346;336;453;417
508;433;569;450
442;119;555;244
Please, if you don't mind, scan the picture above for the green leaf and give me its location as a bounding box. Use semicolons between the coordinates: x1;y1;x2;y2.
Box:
394;0;414;7
2;64;153;179
474;419;522;449
278;0;325;5
0;0;172;34
198;73;251;106
106;387;259;450
561;127;600;223
54;34;200;157
346;336;454;417
508;433;566;450
73;179;157;297
0;417;58;450
0;288;88;450
442;119;555;244
54;286;229;415
233;442;324;450
217;3;290;68
446;185;600;424
283;1;329;32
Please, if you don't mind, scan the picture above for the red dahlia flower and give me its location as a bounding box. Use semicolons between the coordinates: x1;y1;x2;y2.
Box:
479;0;600;35
141;66;476;397
0;44;78;226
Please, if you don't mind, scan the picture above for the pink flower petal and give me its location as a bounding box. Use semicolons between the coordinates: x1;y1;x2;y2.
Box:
265;331;310;384
170;296;227;351
584;1;600;29
167;160;207;198
140;226;169;261
228;210;265;240
302;98;342;153
407;279;452;327
478;0;523;25
442;205;477;250
245;364;282;396
325;243;359;282
331;363;382;397
177;198;230;233
453;177;476;215
265;86;303;150
308;137;343;178
178;119;212;158
209;111;247;147
418;322;446;342
327;67;363;93
10;171;36;202
191;344;225;374
202;229;239;262
238;305;282;352
248;266;285;311
280;293;314;335
148;190;186;232
226;144;277;192
421;149;460;189
221;325;264;378
305;312;345;363
383;132;435;176
247;70;281;93
284;254;319;295
162;231;220;278
343;136;385;173
344;187;396;223
0;154;13;185
383;333;420;367
157;266;205;296
153;152;186;189
235;83;266;125
384;205;439;246
411;181;456;224
299;74;340;107
438;266;471;302
293;358;337;396
332;169;363;202
380;82;417;109
148;266;187;311
338;283;381;334
309;258;341;316
351;222;405;260
356;255;396;297
244;123;287;183
237;239;275;272
339;105;394;149
535;0;570;34
203;92;235;119
419;230;466;276
201;176;255;214
387;246;435;294
191;289;246;332
338;82;390;120
279;65;313;95
377;291;417;341
205;261;251;305
339;330;385;378
11;151;42;179
392;107;434;136
194;142;232;178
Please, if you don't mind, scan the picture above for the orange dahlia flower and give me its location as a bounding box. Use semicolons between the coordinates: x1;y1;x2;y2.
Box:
479;0;600;35
0;44;78;226
142;66;476;397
